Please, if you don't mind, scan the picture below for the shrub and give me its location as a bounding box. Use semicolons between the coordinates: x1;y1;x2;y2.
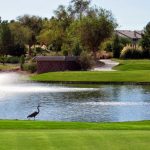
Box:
72;43;82;56
0;56;7;64
23;63;37;73
112;35;123;58
35;47;43;53
7;56;20;64
97;51;113;59
120;45;143;59
0;56;20;64
61;43;71;56
62;50;69;56
101;40;113;52
142;49;150;58
20;55;25;70
9;44;26;56
112;35;132;58
79;51;94;70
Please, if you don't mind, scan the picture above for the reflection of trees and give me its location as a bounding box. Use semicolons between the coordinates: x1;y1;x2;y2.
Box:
57;85;122;103
57;91;102;102
141;85;150;93
111;85;125;102
64;84;100;88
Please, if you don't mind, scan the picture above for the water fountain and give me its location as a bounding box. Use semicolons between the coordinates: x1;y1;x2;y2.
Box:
0;73;98;94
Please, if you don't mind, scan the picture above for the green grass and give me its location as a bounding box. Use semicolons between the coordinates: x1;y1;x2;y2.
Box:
31;70;150;83
113;59;150;71
1;120;150;130
31;59;150;83
1;130;150;150
0;63;19;71
0;120;150;150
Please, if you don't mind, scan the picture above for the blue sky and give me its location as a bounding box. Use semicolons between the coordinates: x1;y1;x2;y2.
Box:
0;0;149;30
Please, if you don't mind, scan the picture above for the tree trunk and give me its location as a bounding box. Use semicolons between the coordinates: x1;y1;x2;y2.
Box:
93;48;97;60
28;44;32;56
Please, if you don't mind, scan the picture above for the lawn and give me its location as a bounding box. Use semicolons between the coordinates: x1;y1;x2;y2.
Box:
0;120;150;150
30;70;150;83
0;63;19;71
1;130;150;150
31;59;150;83
113;59;150;71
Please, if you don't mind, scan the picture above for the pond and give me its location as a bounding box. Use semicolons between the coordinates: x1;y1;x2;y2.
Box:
0;73;150;122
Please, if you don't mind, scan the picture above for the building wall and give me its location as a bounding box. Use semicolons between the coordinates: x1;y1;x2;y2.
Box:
37;60;81;73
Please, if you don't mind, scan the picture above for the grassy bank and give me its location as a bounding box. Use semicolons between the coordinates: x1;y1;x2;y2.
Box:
31;59;150;83
1;120;150;130
0;120;150;150
31;70;150;83
113;59;150;71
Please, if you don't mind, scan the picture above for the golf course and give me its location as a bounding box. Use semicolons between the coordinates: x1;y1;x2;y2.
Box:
0;120;150;150
0;59;148;150
24;60;150;150
0;0;150;149
31;59;150;83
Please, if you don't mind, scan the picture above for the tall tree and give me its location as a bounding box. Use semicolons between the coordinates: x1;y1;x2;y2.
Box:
70;0;91;20
17;15;43;55
9;22;32;56
112;34;122;58
0;21;14;56
17;15;42;35
140;22;150;58
37;18;65;52
9;22;32;46
54;5;74;31
69;8;117;58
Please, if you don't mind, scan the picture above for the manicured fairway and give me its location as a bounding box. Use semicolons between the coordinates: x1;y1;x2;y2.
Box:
30;70;150;83
0;121;150;150
1;120;150;130
31;59;150;83
0;130;150;150
113;59;150;71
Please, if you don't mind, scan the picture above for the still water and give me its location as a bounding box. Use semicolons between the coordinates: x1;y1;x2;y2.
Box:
0;73;150;122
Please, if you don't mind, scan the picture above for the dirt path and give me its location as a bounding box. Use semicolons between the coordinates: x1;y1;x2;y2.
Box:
92;59;119;71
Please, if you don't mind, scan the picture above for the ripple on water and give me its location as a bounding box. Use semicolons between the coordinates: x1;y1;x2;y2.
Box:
77;102;150;106
0;73;150;122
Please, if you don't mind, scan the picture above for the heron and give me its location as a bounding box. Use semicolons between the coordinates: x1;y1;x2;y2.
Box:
27;105;41;120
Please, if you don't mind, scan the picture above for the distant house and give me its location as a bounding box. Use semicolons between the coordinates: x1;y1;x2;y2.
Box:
35;56;81;74
116;30;143;45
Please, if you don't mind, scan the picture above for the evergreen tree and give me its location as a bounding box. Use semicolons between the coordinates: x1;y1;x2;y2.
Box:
112;34;122;58
0;21;14;56
140;22;150;58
